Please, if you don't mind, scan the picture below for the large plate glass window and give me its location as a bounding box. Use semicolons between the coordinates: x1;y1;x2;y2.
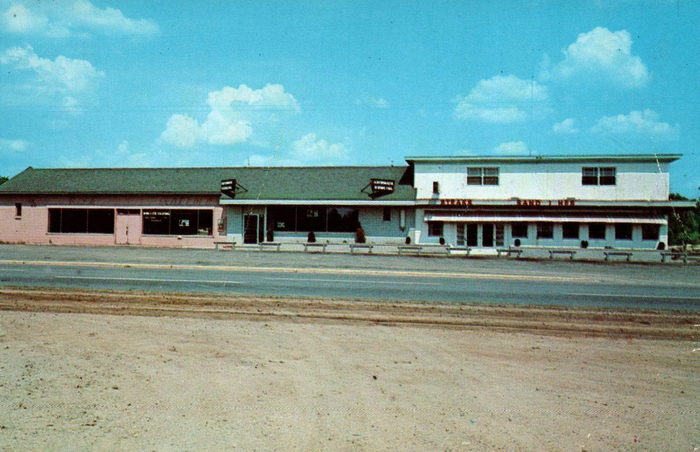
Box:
428;222;443;237
589;223;606;240
512;222;528;238
641;224;659;241
615;223;633;240
48;208;114;234
537;223;553;239
562;222;579;239
142;209;212;236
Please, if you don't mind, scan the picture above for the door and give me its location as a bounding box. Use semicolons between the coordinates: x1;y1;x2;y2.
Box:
243;214;260;244
482;224;494;247
466;224;478;247
115;209;141;245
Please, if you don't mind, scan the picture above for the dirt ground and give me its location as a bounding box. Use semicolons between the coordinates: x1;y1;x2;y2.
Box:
0;289;698;451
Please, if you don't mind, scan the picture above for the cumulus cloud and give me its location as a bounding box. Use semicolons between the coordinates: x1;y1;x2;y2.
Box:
591;109;678;139
0;138;29;152
494;141;529;155
454;75;549;123
160;84;300;149
0;45;103;113
540;27;649;88
291;133;349;162
355;96;390;109
552;118;579;134
0;0;158;37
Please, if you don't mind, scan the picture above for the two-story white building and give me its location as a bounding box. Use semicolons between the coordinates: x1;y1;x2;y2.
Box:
407;154;685;250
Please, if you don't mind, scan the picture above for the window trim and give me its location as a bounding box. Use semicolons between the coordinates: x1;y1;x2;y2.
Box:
467;167;499;186
582;166;616;186
428;221;444;237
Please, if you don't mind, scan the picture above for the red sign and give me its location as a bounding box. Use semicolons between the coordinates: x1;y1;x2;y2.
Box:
440;199;473;206
516;199;576;207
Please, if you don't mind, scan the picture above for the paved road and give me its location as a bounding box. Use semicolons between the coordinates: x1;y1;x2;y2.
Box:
1;245;698;310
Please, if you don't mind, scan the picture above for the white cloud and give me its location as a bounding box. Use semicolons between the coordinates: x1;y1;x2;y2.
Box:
454;75;549;123
591;109;678;139
494;141;529;155
0;138;29;152
552;118;579;134
161;84;300;149
1;45;104;94
291;133;349;162
355;96;390;109
540;27;649;88
160;114;200;149
0;1;158;37
0;45;103;113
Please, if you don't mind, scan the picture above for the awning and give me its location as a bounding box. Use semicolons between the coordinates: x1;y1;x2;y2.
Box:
424;214;666;224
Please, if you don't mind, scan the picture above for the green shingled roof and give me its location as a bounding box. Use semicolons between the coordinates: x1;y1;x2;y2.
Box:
0;166;415;201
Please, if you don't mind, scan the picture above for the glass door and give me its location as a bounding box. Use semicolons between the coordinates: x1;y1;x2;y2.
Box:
482;224;494;247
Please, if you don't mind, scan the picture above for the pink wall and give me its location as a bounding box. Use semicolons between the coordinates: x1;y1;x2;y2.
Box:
0;195;225;248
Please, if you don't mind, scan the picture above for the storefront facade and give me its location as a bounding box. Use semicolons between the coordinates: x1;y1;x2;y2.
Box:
408;154;685;250
0;154;691;250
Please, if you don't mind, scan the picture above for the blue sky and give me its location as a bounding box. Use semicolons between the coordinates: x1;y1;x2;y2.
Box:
1;0;698;196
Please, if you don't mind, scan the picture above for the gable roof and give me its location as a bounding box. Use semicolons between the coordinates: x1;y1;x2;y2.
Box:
0;166;415;201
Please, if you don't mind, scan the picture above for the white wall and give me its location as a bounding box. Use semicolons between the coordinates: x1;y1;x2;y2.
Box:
414;161;670;201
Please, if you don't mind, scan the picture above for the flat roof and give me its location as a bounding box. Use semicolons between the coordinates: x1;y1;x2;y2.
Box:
405;154;683;164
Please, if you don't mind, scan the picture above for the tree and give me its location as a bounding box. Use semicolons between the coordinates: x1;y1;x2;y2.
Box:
0;176;8;185
668;193;700;246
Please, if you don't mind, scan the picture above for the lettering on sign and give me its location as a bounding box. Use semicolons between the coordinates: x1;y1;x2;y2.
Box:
516;199;576;207
440;199;473;207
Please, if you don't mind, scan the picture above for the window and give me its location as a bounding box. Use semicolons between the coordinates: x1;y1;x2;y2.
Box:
642;224;659;241
48;208;114;234
615;223;633;240
589;223;606;240
600;167;616;185
15;203;22;217
537;223;553;239
511;222;528;238
582;167;616;185
328;207;359;232
467;167;499;185
428;222;443;237
267;206;358;233
383;207;391;222
142;209;212;236
432;181;439;194
562;222;579;239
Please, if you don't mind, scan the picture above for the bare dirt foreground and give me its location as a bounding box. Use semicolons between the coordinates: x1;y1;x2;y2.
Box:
0;288;698;451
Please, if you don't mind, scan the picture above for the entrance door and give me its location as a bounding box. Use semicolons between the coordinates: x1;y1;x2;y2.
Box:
243;214;265;244
466;224;478;247
482;224;494;247
115;209;141;245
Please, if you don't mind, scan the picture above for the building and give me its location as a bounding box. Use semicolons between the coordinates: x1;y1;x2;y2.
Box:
0;154;692;251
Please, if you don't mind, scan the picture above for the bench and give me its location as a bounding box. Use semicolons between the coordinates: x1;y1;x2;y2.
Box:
604;251;632;262
447;247;471;256
397;245;449;256
497;248;523;258
349;244;374;254
303;243;327;253
214;241;235;250
258;242;281;252
660;251;687;263
548;249;576;260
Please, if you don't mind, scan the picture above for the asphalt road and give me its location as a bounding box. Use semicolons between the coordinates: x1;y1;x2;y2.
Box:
1;245;698;310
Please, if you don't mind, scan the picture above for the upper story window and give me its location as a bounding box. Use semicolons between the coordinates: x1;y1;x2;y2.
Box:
467;167;499;185
582;167;616;185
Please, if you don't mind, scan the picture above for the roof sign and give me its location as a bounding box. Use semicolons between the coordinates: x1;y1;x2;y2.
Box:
221;179;248;198
362;178;395;199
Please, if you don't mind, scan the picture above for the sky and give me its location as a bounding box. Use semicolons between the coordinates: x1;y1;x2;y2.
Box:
1;0;699;196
